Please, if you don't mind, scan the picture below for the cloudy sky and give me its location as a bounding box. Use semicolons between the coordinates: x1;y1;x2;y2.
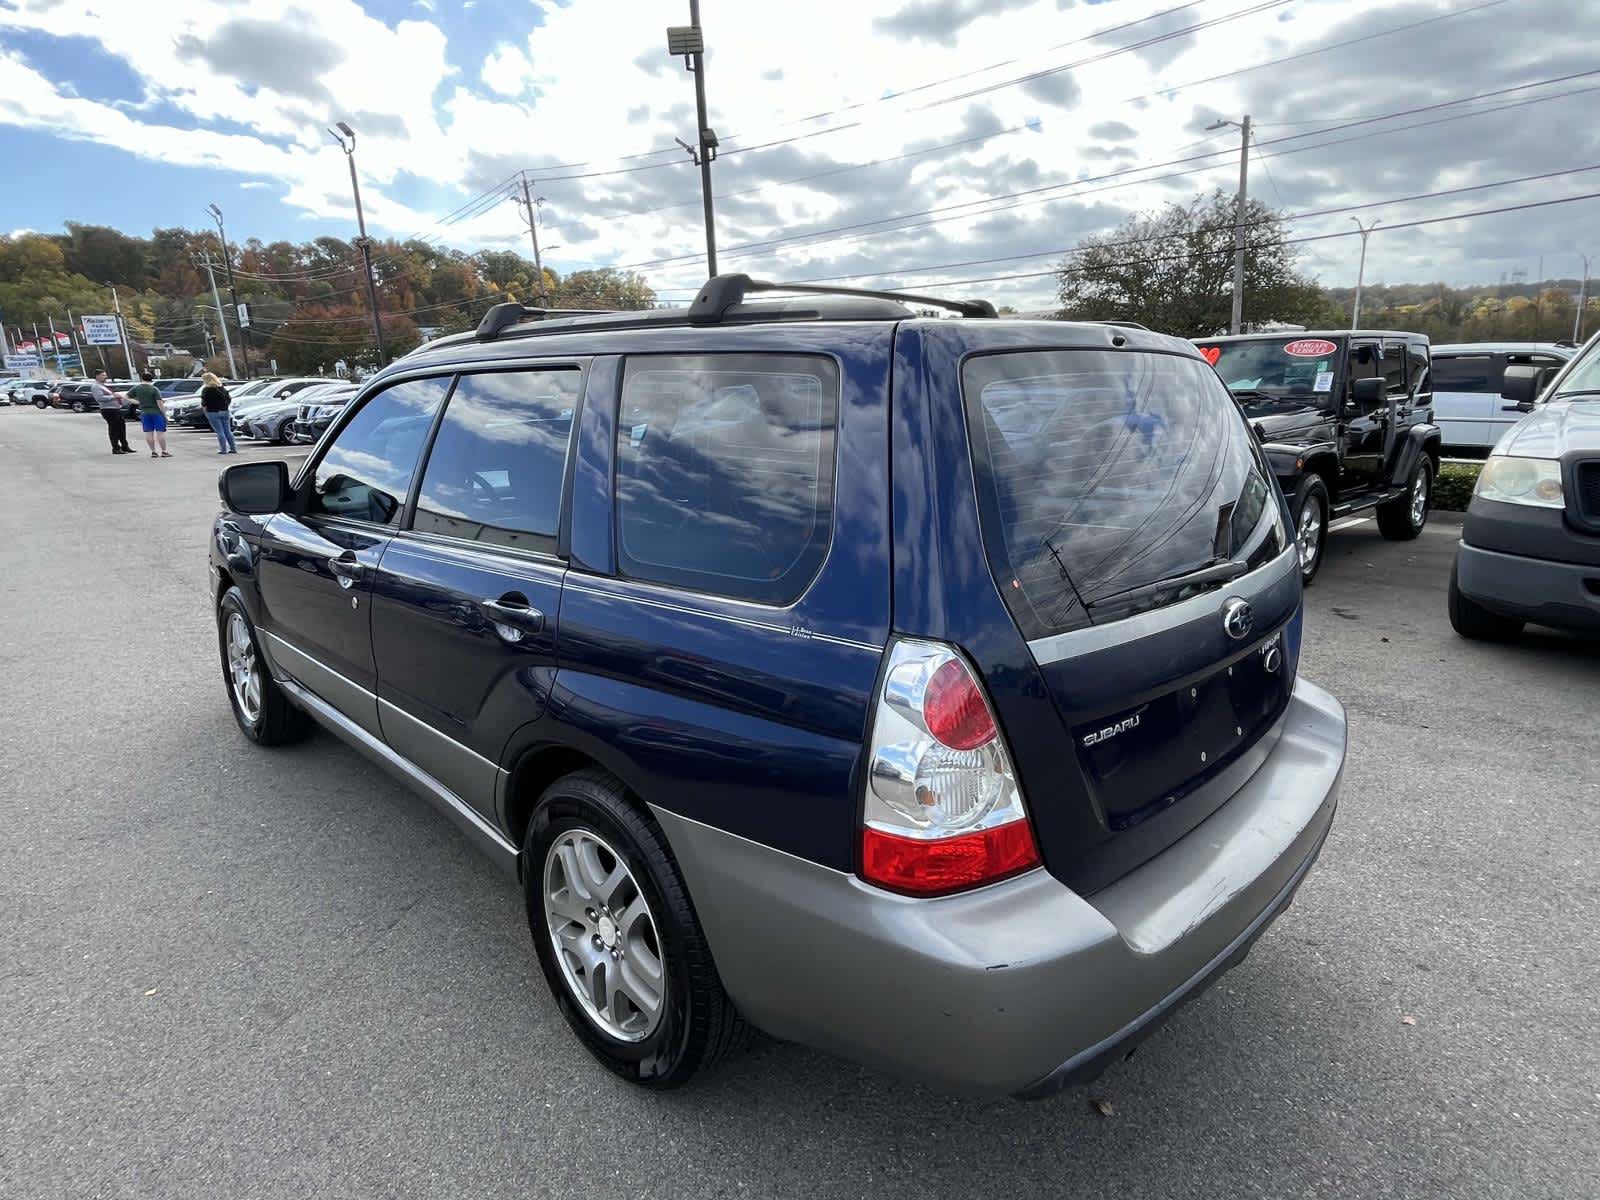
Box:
2;0;1597;310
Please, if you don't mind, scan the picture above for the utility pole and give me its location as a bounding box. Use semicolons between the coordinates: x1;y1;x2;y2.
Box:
667;4;719;277
517;172;552;306
327;123;386;368
109;286;136;377
1577;255;1592;342
199;253;238;376
1349;218;1381;329
1207;114;1251;333
206;204;253;377
62;312;86;375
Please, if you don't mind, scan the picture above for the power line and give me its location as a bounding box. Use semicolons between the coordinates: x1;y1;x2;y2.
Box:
813;190;1600;296
636;73;1600;276
718;163;1600;289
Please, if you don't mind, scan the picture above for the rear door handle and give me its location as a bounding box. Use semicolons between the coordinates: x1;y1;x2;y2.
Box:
328;553;364;588
481;593;545;642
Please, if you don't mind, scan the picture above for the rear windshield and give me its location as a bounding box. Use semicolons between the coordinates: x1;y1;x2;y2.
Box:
964;349;1286;639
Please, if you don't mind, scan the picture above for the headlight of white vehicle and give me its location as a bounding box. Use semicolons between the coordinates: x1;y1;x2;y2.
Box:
1475;455;1564;508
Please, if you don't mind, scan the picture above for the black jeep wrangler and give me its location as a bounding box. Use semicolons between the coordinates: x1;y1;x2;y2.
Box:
1195;331;1440;583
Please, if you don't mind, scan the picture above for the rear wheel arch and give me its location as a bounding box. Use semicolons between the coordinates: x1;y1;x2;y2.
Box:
503;741;658;871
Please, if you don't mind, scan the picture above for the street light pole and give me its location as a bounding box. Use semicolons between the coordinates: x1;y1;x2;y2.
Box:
328;122;387;368
198;252;238;377
206;204;253;378
667;3;719;277
1207;115;1251;334
1349;218;1381;329
1576;254;1592;342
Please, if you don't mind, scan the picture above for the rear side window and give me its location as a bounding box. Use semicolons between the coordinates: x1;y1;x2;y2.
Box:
615;353;838;605
1431;355;1501;393
412;369;580;553
308;376;450;524
1409;344;1430;396
965;350;1285;638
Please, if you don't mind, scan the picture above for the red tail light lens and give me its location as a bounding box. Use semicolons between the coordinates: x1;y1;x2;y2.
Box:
922;658;997;750
861;821;1041;897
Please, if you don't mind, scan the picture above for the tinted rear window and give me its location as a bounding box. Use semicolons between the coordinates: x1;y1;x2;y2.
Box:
1432;355;1502;393
965;349;1284;638
616;353;837;605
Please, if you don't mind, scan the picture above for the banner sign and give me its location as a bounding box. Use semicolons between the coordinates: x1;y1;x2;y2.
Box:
4;353;42;370
80;315;122;345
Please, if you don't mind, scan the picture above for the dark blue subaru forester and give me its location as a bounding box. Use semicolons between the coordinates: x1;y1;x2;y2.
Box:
211;275;1347;1097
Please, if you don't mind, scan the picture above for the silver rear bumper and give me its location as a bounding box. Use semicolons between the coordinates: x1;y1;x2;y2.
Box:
652;676;1346;1097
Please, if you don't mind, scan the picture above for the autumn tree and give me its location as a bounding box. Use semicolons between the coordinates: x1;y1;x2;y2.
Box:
1056;190;1335;337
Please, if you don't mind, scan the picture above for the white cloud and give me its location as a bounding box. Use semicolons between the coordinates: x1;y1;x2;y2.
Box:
481;42;532;97
0;0;1595;310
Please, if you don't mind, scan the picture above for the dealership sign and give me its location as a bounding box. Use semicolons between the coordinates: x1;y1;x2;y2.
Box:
80;315;122;345
4;353;42;370
1283;338;1339;357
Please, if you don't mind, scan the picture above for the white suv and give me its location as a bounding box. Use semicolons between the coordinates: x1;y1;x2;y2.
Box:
1431;342;1576;450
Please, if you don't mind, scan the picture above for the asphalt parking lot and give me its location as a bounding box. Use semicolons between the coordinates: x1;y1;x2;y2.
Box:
3;406;1597;1199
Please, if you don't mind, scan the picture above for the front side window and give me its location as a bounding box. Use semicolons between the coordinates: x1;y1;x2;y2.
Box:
965;350;1286;638
1408;344;1430;397
615;353;838;605
1380;343;1407;395
308;376;450;525
412;369;581;552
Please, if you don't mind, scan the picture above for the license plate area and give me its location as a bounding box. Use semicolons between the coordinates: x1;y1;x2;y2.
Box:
1073;635;1291;831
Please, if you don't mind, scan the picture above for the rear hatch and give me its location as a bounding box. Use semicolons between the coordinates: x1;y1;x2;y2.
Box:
963;346;1301;891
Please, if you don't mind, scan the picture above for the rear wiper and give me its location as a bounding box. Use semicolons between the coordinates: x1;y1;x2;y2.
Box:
1087;558;1250;615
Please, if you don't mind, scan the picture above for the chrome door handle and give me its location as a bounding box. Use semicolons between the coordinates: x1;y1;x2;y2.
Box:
328;555;363;588
480;595;545;642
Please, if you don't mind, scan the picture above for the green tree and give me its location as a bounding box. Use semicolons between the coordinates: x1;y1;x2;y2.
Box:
1056;190;1336;336
553;267;655;310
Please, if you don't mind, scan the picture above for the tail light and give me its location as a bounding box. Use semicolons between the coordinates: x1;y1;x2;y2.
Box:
860;639;1040;896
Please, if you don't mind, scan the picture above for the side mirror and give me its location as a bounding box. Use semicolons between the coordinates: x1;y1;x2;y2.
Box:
1351;376;1386;414
1500;364;1541;412
219;460;289;514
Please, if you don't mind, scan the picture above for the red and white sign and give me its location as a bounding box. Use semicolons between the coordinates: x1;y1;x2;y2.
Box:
1282;338;1338;357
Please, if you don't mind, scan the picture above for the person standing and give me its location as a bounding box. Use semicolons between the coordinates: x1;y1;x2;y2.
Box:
91;370;132;455
129;371;171;458
200;372;237;454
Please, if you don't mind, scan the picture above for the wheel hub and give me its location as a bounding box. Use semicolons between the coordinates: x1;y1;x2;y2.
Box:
596;913;619;949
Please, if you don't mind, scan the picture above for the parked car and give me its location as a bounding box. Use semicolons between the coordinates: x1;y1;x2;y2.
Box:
50;380;136;416
1450;331;1600;638
1430;342;1576;451
6;379;51;406
245;383;354;443
1195;331;1440;584
211;276;1348;1096
155;378;206;397
286;387;356;443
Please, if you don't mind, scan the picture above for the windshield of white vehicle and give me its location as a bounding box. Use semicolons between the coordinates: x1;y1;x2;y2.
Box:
1551;344;1600;399
1195;337;1345;411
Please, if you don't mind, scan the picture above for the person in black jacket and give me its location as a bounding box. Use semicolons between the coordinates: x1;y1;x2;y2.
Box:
200;372;237;454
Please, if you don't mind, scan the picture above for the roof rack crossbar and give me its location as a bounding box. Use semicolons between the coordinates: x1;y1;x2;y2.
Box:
688;273;997;323
476;301;620;341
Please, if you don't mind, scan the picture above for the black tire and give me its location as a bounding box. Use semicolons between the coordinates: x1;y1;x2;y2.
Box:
1448;561;1523;641
1378;457;1433;540
1291;476;1331;586
523;768;745;1089
71;399;87;413
34;398;47;409
216;586;311;744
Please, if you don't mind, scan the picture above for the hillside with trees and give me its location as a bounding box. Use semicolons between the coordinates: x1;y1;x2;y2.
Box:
0;223;654;377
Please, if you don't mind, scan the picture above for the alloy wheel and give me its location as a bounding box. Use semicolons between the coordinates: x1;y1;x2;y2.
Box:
226;611;262;723
1410;471;1430;527
542;828;666;1042
1297;502;1323;573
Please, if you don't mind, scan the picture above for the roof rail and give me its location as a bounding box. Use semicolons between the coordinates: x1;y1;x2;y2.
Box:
475;301;618;341
687;273;997;323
